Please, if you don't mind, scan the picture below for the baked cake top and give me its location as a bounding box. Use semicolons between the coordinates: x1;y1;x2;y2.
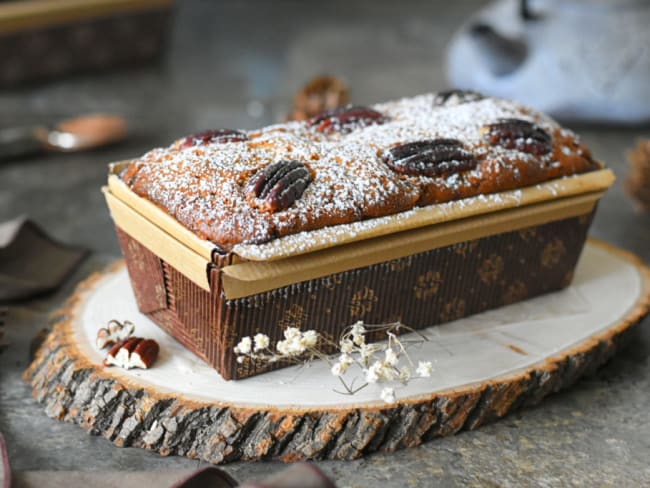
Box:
120;91;597;251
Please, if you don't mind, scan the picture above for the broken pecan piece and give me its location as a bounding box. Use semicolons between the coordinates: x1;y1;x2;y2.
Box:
385;139;478;177
96;319;135;349
433;89;485;106
180;129;248;148
246;160;312;213
481;118;552;155
104;337;159;369
308;105;387;134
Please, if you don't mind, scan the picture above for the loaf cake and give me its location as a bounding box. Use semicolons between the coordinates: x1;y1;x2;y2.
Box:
119;91;598;252
106;90;613;380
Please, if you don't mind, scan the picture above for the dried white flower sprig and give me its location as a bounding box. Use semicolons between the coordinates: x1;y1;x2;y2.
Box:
234;327;321;364
234;321;434;403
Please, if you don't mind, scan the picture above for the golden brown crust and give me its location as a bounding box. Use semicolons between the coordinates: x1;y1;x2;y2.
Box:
119;94;598;250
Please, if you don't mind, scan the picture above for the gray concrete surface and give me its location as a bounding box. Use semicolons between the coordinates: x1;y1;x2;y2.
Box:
1;1;649;486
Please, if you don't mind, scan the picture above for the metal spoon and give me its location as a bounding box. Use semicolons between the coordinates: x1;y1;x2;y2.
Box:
0;114;127;161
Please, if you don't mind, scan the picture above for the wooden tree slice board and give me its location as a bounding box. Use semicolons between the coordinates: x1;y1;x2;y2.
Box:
25;240;650;463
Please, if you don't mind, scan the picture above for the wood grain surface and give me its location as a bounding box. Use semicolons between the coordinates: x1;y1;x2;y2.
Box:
22;241;650;464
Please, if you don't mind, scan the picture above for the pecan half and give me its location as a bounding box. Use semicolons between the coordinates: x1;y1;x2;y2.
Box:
433;89;485;106
308;105;387;134
104;337;159;369
481;118;552;155
96;319;135;349
385;139;478;177
246;160;312;213
180;129;248;148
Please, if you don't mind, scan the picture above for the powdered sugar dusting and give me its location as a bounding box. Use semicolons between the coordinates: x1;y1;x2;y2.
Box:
121;92;596;251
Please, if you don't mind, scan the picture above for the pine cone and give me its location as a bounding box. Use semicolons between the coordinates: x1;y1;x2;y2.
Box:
287;75;350;121
625;139;650;213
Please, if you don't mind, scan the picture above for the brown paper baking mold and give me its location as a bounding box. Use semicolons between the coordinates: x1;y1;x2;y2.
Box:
116;209;594;380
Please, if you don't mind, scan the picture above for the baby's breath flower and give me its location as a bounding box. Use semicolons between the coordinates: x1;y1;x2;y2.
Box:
382;362;399;381
339;353;353;366
287;336;306;354
331;353;353;377
359;343;374;360
380;387;396;403
284;327;301;340
364;364;379;383
234;336;252;354
416;360;433;378
339;338;354;354
351;321;365;336
301;330;319;348
276;339;289;355
276;333;307;356
384;348;398;366
253;333;270;352
399;366;411;383
366;360;395;383
351;322;366;346
331;362;345;376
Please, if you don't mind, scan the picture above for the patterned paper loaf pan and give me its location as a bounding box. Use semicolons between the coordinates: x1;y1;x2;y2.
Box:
104;164;614;380
0;0;172;87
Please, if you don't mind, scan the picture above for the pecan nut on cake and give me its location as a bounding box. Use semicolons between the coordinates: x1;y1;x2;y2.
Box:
119;91;598;252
